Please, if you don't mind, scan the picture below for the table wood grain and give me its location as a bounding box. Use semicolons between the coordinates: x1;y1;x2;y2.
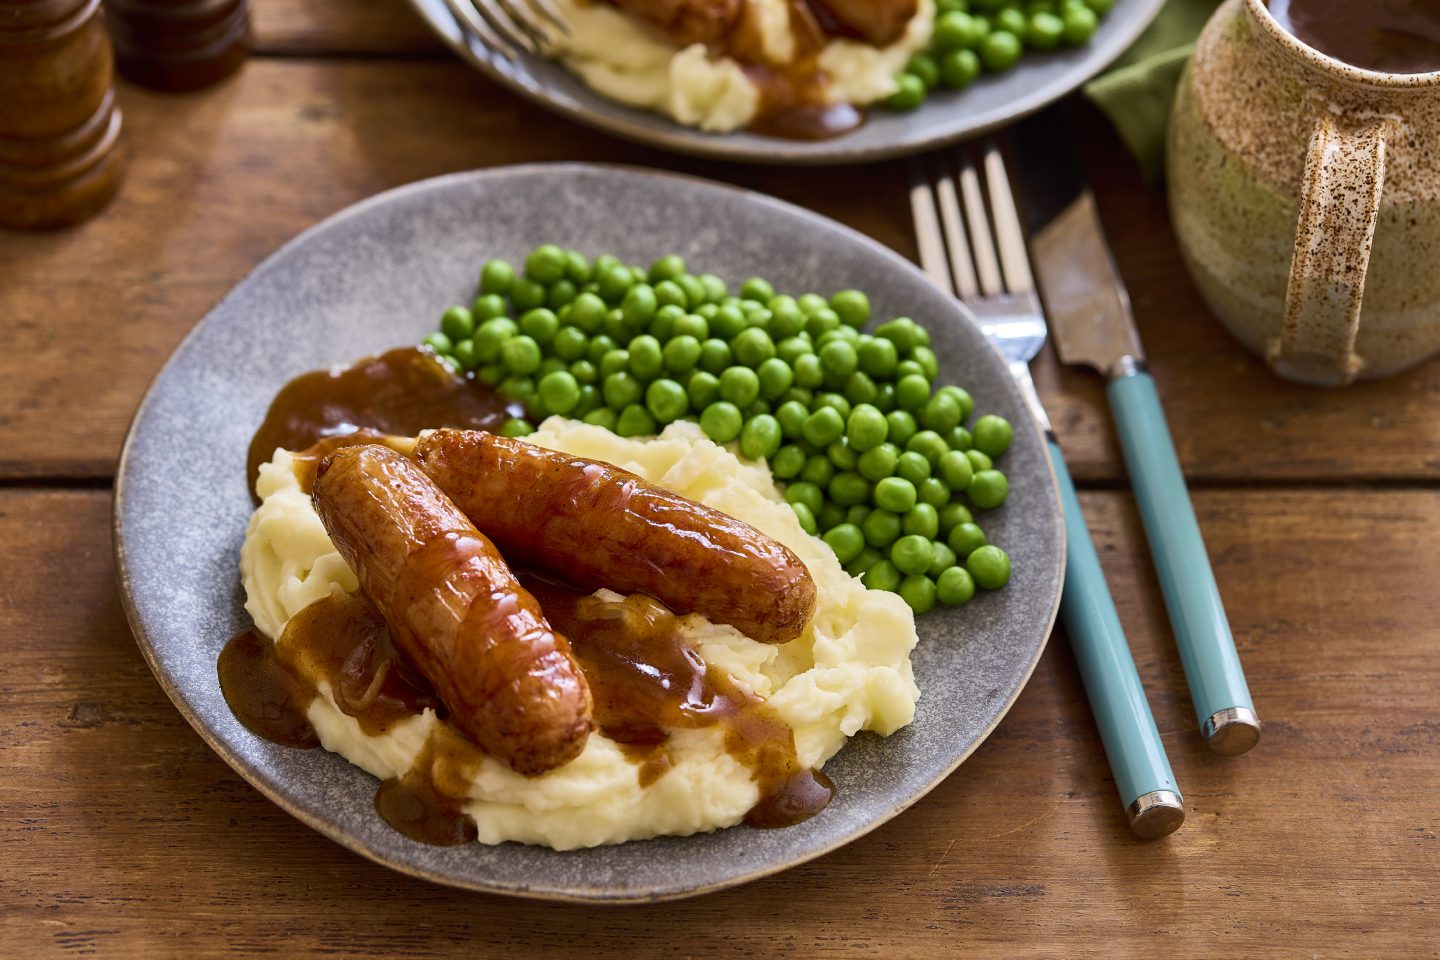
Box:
3;1;1438;956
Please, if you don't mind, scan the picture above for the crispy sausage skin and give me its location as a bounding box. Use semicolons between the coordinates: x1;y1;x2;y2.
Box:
608;0;742;46
809;0;917;46
413;429;817;645
312;444;592;775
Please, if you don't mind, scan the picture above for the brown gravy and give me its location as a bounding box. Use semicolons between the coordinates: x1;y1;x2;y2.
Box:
1268;0;1440;74
246;347;515;494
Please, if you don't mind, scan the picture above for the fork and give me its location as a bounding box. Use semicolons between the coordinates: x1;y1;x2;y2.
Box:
909;144;1185;840
440;0;570;61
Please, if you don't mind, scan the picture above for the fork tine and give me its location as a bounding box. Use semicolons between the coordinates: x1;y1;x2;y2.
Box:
934;152;979;300
471;0;541;54
982;143;1035;295
441;0;523;60
494;0;558;47
956;152;1004;298
907;157;955;297
526;0;572;34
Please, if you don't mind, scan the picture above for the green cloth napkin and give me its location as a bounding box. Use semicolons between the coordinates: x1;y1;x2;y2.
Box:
1084;0;1223;180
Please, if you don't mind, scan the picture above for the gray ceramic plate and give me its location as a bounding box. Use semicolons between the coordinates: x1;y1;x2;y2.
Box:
114;164;1063;903
406;0;1163;164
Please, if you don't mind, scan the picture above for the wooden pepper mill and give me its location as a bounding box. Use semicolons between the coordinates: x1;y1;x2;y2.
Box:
0;0;125;230
103;0;250;91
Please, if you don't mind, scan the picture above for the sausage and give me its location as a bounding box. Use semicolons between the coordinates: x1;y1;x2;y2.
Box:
311;444;592;775
808;0;917;46
608;0;742;46
413;429;817;645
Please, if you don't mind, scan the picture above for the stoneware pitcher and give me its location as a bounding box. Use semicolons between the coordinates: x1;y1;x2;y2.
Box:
1168;0;1440;386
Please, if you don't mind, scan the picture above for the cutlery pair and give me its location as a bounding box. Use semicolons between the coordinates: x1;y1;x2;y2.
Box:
910;113;1259;839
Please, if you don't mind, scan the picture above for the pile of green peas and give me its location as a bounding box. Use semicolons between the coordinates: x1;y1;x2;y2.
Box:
422;244;1015;615
887;0;1115;110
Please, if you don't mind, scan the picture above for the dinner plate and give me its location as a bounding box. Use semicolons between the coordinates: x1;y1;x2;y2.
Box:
406;0;1164;164
114;164;1064;902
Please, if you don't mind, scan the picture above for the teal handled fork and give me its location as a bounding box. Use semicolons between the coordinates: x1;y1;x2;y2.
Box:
910;145;1184;840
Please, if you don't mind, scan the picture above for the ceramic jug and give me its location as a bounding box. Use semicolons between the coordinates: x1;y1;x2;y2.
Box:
1168;0;1440;385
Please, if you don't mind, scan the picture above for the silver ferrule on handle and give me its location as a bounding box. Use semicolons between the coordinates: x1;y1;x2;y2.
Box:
1107;354;1147;381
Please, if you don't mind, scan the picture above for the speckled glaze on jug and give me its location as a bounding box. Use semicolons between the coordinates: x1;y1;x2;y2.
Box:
1168;0;1440;385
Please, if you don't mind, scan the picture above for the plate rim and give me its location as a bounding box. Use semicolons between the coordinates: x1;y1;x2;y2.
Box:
403;0;1166;165
112;161;1065;903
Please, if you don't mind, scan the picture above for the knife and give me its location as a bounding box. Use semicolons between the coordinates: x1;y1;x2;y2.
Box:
1014;110;1261;756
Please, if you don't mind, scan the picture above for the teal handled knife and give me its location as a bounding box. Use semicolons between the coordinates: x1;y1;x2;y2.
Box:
1015;113;1261;756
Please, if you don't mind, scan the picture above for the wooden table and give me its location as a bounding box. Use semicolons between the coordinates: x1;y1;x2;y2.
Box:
3;3;1437;956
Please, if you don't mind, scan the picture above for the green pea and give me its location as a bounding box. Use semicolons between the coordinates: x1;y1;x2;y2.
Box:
864;559;902;592
937;566;976;606
648;304;680;341
662;335;701;375
776;400;809;439
921;392;961;433
511;277;547;311
845;404;888;452
805;308;841;339
732;327;777;368
968;470;1009;509
699;273;728;303
629;335;664;381
846;504;873;526
816;502;845;533
783;386;815;408
646;379;689;424
786;502;815;535
823;523;866;564
981;29;1023;71
1062;3;1098;44
843;371;878;407
996;7;1027;35
772;444;806;479
743;398;772;419
648;254;686;283
938;449;975;491
1027;10;1064;49
896;374;931;411
765;296;805;339
940;48;982;89
891;535;935;576
843;546;882;577
698;338;733;374
756;357;794;400
499;375;534;406
928;541;959;580
547;280;577;310
596;268;633;305
739;414;782;461
515;308;555;346
973;414;1013;458
828;472;871;507
599;349;630;378
947;425;974;451
792;293;823;317
474;318;517;363
651;280;685;311
948;521;987;557
696;303;719;321
672;312;708;340
862;510;903;549
874;476;918;513
913;346;940;380
603;371;643;410
545;326;583;363
907;430;949;466
857;337;898;379
739;277;774;303
829;290;870;329
500;335;541;374
777;336;814;366
818;339;859;381
477;363;505;386
802;406;845;447
896;359;926;380
525;244;568;285
451;339;479;371
472;293;508;322
876;317;920;353
500;417;534;438
896;451;931;485
813;392;851;419
583;407;618;431
570;359;598;385
480;259;515;295
700;401;744;443
784;481;824;517
886;410;918;448
422;331;454;356
616;403;657;438
441;305;475;342
1086;0;1117;13
938;502;974;537
888;72;927;111
718;366;760;407
711;304;747;341
858;443;900;481
587;334;617;366
874;383;897;413
793;353;824;389
827;438;858;471
903;503;940;539
537;357;567;379
564;250;591;284
967;545;1011;589
917;477;950;507
906;53;940;90
537;370;581;415
933;10;987;51
687;370;720;409
966;448;994;472
798;454;833;488
621;284;658;328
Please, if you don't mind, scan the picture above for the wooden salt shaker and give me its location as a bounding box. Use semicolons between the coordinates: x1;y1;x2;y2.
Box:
103;0;250;91
0;0;125;230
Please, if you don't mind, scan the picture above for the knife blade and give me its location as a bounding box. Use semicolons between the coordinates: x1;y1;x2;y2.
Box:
1012;109;1262;756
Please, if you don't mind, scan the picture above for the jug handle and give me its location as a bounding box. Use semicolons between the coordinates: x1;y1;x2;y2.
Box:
1268;114;1392;386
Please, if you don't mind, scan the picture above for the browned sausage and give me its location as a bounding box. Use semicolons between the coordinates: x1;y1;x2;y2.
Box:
311;444;592;775
413;429;817;645
808;0;917;46
608;0;742;46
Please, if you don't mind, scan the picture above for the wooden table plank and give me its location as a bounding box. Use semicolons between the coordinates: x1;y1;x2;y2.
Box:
3;60;1437;483
4;487;1436;957
250;0;441;55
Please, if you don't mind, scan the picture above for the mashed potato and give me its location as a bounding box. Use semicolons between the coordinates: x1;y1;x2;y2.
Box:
550;0;934;133
240;420;920;849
